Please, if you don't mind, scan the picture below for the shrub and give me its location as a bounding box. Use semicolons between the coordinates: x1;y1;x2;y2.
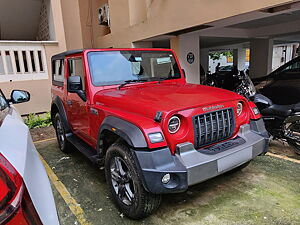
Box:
25;112;52;129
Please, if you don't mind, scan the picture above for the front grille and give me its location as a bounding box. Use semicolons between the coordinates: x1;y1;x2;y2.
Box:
193;108;235;149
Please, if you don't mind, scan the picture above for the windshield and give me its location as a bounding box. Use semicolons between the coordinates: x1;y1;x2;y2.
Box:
88;50;181;86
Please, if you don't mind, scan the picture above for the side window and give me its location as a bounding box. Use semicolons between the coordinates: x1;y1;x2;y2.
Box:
69;58;85;90
52;59;64;85
282;60;300;73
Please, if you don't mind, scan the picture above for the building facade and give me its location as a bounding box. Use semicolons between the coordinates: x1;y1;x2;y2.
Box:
1;0;300;114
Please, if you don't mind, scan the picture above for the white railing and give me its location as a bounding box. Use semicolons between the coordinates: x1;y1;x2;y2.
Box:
0;41;49;82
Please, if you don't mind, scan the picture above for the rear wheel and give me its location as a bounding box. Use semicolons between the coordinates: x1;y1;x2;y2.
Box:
54;113;73;153
105;142;161;219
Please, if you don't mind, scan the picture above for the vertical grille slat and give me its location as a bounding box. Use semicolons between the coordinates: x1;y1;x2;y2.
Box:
193;108;235;149
221;111;226;138
204;115;208;144
226;109;231;136
197;117;202;146
216;111;220;140
210;113;214;142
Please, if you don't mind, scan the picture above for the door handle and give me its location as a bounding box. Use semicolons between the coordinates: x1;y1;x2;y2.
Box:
67;100;73;105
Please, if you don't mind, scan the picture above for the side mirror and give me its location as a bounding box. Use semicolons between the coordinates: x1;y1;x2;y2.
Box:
67;76;86;101
67;76;82;92
10;90;30;104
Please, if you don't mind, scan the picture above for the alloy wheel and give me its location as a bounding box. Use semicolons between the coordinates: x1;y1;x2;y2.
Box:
110;157;135;206
56;119;65;149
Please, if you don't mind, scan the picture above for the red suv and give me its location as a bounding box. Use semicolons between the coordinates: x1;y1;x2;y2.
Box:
51;48;268;219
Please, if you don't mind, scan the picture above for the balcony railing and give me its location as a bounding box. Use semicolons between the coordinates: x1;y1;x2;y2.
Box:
0;41;51;82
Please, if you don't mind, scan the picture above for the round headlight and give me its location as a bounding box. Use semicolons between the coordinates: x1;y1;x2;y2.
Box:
168;116;181;134
237;102;243;116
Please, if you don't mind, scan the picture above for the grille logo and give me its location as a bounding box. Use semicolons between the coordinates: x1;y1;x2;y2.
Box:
202;105;224;112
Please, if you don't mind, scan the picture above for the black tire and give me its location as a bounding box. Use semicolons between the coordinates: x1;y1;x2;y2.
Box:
224;161;251;175
53;113;73;153
287;123;300;155
105;142;161;219
287;140;300;155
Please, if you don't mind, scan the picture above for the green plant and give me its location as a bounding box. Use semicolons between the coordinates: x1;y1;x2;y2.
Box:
25;112;52;129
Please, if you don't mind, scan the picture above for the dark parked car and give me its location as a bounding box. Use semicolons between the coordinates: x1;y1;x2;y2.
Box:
254;56;300;105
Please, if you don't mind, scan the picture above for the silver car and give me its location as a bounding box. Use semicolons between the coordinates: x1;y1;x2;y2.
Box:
0;89;59;225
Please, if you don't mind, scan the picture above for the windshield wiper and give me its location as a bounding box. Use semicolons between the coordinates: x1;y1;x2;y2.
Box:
118;79;148;89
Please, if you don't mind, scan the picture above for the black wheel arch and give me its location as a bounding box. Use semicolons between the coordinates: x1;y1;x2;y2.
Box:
51;96;72;133
97;116;148;157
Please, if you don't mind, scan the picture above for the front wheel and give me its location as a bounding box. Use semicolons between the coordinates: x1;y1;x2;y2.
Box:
105;142;161;219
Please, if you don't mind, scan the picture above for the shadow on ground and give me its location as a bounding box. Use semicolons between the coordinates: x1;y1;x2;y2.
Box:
35;140;300;225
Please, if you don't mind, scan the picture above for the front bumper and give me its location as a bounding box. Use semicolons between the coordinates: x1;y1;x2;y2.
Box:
134;119;269;194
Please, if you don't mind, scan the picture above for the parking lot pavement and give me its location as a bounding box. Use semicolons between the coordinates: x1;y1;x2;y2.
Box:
35;140;300;225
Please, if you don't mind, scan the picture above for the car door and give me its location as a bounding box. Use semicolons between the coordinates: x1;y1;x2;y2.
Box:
65;57;91;144
260;58;300;105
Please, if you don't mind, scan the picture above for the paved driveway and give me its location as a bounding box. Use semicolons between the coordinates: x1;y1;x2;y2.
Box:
35;140;300;225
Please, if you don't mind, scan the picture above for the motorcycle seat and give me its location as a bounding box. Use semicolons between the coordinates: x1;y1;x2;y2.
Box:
262;104;293;117
292;103;300;112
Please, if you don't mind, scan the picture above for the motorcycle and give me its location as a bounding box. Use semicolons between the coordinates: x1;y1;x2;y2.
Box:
253;94;300;155
204;69;300;154
204;69;256;100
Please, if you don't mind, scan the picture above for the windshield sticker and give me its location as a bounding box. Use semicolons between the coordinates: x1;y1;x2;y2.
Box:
157;57;171;64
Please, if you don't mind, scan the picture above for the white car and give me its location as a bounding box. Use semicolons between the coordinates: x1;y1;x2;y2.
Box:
0;89;59;225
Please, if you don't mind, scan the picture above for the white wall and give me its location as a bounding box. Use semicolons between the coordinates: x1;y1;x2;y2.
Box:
179;34;200;84
272;44;295;70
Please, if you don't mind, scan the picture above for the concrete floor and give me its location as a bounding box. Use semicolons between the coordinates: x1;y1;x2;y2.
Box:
35;140;300;225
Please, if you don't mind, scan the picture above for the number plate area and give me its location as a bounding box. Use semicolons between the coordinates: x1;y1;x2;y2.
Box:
217;147;252;172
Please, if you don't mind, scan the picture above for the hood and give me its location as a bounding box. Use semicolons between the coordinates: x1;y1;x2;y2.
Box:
94;82;243;119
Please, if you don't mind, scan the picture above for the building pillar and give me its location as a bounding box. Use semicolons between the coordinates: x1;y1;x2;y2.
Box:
132;41;153;48
233;48;246;71
170;36;180;58
200;48;209;74
179;34;200;84
250;39;273;78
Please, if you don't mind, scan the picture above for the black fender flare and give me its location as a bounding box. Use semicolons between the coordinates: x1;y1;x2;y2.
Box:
97;116;148;155
97;116;150;192
51;96;72;133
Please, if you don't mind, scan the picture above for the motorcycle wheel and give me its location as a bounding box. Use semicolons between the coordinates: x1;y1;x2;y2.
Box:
286;123;300;155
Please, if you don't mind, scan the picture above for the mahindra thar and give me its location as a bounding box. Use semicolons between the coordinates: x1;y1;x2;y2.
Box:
51;48;269;219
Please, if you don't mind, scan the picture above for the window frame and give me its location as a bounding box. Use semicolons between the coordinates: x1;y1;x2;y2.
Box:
52;59;65;87
68;57;86;91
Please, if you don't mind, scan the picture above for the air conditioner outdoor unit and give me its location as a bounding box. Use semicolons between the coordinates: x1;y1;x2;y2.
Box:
98;4;110;26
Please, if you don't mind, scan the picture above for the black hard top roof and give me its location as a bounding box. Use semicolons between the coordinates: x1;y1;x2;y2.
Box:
51;49;84;61
51;48;173;61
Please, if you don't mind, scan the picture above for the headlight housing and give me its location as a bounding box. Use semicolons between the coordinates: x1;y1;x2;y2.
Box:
168;116;181;134
237;102;243;116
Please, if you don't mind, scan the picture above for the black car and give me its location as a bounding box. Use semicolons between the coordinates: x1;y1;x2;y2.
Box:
254;56;300;105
